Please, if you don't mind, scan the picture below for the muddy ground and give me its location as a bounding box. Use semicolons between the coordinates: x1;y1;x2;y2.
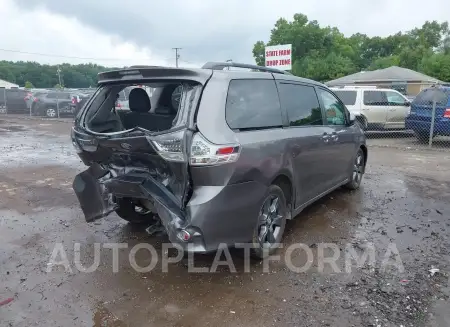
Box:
0;116;449;327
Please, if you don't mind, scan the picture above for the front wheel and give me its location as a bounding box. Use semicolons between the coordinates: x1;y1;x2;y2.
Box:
251;184;287;259
345;148;365;190
45;107;57;118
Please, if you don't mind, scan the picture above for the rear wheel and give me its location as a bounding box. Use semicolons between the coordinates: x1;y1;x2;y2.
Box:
345;148;365;190
251;184;287;259
115;198;158;224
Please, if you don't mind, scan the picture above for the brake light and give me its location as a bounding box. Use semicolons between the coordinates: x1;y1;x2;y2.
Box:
71;128;97;153
150;130;186;162
190;133;240;166
33;98;38;102
444;108;450;118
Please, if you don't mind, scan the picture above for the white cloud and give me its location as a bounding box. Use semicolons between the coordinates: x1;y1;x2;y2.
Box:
0;0;200;68
3;0;450;66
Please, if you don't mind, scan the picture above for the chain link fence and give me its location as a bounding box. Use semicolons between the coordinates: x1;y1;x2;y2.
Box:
331;82;450;150
1;82;448;151
0;87;96;119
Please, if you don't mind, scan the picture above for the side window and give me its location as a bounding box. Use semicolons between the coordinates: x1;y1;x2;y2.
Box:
317;88;347;126
226;80;282;130
386;91;406;105
333;90;357;106
278;83;323;126
171;85;182;111
363;91;387;106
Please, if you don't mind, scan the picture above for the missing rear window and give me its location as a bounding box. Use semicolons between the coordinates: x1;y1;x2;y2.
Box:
83;81;202;134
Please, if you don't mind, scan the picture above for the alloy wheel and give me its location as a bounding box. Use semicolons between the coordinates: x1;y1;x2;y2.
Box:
46;108;57;118
352;152;364;185
257;195;285;249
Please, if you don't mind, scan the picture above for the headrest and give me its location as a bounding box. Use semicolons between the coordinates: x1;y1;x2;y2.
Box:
128;88;151;113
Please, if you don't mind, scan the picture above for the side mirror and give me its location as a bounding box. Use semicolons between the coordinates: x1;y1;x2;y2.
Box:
404;101;411;106
349;112;356;124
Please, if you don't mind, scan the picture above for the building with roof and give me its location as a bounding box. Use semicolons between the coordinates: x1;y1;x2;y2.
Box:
0;78;19;89
325;66;442;96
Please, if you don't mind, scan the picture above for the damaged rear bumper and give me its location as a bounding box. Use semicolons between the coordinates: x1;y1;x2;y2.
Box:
73;164;267;253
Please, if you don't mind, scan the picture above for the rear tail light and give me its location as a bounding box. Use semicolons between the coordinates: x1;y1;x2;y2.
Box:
149;130;186;162
33;98;38;102
71;128;97;153
116;102;122;108
190;133;240;166
444;108;450;118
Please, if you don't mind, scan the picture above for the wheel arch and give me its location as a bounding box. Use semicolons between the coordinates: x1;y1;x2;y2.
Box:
270;173;294;219
359;144;368;172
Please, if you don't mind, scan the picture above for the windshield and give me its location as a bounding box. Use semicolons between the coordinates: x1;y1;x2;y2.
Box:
413;88;450;107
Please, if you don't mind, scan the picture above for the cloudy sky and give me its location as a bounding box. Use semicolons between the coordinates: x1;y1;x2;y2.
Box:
1;0;448;67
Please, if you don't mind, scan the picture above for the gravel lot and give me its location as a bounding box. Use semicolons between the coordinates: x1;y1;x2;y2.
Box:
0;116;449;327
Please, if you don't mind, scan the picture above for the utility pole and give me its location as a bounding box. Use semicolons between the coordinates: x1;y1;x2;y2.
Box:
56;66;62;88
172;48;182;67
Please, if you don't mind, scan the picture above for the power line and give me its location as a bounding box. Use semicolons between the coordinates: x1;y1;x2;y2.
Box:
0;47;197;66
0;48;130;61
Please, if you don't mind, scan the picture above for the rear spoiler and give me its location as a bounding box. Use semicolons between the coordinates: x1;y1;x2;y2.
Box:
97;67;212;85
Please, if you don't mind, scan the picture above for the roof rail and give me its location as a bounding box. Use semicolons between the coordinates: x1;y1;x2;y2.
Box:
202;62;293;75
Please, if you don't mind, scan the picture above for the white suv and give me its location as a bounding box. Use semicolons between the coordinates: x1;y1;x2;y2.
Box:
331;86;411;130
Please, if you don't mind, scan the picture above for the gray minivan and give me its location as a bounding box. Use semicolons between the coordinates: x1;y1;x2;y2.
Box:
71;62;367;258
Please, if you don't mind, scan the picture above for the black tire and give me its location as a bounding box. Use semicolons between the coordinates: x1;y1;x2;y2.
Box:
345;148;365;190
115;198;158;224
414;131;433;144
251;184;288;259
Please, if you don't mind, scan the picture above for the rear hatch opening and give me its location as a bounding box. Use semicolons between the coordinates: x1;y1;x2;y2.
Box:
72;73;208;223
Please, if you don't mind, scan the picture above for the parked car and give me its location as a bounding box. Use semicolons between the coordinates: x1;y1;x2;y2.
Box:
71;62;367;258
31;91;76;117
70;91;96;116
0;88;29;114
331;86;411;130
405;85;450;142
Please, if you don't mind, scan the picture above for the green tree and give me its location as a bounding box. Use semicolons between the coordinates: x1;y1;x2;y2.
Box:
252;15;450;82
367;56;400;70
419;53;450;82
0;61;117;88
24;81;34;89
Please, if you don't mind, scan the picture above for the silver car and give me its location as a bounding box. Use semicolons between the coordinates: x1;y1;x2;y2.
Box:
71;62;367;258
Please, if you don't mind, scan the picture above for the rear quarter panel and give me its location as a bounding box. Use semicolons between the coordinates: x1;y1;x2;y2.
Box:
194;71;294;189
